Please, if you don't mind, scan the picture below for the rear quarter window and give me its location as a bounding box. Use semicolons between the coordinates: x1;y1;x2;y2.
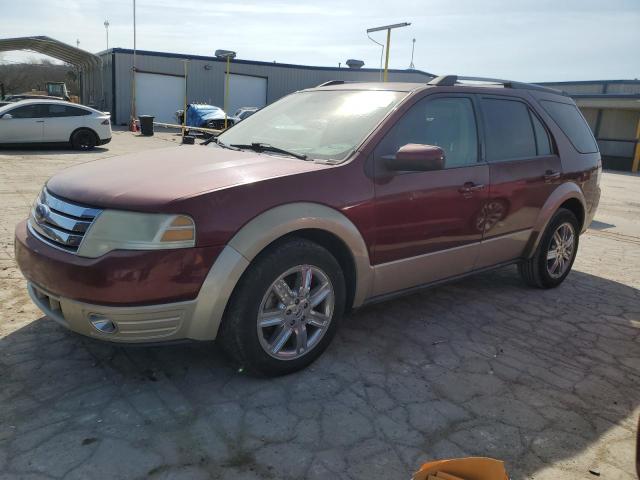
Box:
539;100;598;154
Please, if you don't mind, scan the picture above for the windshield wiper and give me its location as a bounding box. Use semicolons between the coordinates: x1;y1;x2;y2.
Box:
201;136;240;150
230;142;308;160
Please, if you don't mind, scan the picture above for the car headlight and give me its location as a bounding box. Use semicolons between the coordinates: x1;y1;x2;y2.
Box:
77;210;196;258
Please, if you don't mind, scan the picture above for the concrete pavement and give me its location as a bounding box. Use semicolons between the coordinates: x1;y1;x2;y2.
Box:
1;132;638;479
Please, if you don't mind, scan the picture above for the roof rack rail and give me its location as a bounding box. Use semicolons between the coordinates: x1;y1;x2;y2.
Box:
427;75;566;95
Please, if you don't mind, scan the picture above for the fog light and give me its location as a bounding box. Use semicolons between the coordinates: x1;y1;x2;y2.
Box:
89;314;118;334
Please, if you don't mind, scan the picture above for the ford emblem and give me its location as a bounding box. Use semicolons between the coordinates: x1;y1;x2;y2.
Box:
34;203;50;223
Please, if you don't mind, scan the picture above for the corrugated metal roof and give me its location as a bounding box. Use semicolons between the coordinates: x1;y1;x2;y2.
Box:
0;36;101;68
105;47;436;76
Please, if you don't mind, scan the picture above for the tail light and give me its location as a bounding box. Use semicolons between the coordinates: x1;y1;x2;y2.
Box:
101;118;110;125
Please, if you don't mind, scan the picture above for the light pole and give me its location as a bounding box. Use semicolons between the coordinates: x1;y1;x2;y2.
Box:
104;20;110;50
130;0;137;129
409;38;416;69
215;49;236;129
366;22;410;82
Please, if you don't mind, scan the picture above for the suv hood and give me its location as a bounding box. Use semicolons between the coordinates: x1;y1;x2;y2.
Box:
46;145;329;211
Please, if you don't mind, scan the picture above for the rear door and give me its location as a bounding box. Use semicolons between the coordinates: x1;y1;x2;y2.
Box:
42;104;90;142
475;95;562;268
0;104;45;143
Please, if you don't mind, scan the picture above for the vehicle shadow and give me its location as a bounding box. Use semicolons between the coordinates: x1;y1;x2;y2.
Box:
0;266;638;479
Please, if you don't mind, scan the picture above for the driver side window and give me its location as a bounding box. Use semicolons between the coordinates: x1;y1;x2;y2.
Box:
375;96;479;168
7;104;44;119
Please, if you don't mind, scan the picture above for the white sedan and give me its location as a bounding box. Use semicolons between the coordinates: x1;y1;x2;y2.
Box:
0;99;112;150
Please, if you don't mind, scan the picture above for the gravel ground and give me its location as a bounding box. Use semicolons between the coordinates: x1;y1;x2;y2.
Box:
1;131;638;480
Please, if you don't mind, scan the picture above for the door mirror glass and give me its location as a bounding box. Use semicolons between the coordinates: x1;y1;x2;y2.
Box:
2;113;13;119
386;144;445;171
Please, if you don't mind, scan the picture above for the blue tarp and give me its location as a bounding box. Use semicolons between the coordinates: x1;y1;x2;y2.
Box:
185;104;226;127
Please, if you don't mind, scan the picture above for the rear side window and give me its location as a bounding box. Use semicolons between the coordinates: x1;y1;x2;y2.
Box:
481;98;536;161
45;104;91;117
539;100;598;153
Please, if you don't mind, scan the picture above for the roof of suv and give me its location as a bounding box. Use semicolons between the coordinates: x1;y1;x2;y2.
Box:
308;76;567;97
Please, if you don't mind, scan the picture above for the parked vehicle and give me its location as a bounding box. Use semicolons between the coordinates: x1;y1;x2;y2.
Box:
0;99;111;150
233;106;259;121
4;82;77;103
15;76;601;376
175;103;235;133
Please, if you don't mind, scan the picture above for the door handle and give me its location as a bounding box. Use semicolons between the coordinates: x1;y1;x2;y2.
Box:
458;182;485;194
35;120;44;123
543;170;561;182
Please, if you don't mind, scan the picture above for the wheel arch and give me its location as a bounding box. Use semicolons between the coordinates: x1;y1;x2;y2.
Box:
187;203;373;340
524;182;586;259
69;127;98;144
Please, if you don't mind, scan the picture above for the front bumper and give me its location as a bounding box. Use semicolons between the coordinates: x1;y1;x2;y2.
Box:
16;220;251;343
15;220;221;305
28;282;197;342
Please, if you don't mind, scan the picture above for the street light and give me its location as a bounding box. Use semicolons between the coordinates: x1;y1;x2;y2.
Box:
104;20;110;50
366;22;410;82
215;49;236;129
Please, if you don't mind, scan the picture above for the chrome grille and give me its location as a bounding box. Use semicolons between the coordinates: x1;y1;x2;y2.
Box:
28;188;101;253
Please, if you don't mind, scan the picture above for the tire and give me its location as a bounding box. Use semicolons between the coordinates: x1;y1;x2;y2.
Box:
71;129;97;151
218;238;346;376
518;208;580;288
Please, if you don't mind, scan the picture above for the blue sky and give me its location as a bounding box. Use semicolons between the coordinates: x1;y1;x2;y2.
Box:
1;0;639;81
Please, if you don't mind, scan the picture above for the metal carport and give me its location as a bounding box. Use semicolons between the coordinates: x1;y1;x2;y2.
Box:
0;36;103;106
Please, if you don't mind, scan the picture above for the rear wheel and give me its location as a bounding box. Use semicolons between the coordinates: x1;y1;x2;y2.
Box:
219;238;345;376
518;208;579;288
71;129;97;150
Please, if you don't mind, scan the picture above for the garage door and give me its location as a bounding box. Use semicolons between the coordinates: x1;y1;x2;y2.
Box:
135;72;184;124
228;74;267;115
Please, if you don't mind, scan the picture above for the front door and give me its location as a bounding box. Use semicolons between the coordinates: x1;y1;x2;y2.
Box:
0;104;45;143
474;95;563;269
371;95;489;297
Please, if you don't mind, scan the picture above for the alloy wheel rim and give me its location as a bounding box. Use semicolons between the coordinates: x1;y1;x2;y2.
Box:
546;222;575;279
257;264;334;360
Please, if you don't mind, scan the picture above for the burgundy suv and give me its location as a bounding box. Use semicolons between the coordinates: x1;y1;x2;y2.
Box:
15;75;601;375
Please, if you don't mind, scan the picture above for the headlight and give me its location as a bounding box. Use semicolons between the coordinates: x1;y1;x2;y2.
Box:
77;210;196;258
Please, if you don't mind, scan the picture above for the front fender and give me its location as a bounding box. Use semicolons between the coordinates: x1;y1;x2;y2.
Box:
524;182;586;259
188;203;373;340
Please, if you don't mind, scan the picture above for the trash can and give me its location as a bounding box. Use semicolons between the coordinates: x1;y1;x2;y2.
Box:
138;115;154;136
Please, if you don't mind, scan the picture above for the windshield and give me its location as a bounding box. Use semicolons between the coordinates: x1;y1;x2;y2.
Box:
217;90;407;161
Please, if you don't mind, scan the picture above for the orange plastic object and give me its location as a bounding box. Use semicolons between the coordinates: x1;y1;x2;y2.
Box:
413;457;509;480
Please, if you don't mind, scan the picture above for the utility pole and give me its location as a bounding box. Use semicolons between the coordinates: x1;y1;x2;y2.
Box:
76;39;80;48
131;0;137;126
409;38;416;69
366;22;411;82
104;20;110;50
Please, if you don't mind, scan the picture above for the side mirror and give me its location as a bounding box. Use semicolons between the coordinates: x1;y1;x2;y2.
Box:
1;113;13;119
386;144;445;172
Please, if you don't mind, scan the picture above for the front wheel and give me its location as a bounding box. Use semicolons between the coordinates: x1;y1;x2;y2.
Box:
218;238;346;376
518;208;580;288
